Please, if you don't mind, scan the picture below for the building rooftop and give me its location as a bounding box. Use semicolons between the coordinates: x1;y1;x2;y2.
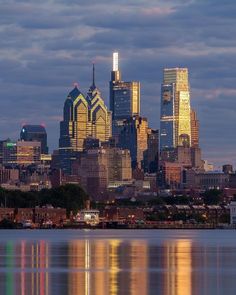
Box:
21;125;46;133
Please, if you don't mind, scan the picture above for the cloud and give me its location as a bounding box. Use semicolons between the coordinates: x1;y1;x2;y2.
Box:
0;0;236;167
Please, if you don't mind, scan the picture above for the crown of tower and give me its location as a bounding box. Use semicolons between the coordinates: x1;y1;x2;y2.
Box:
87;63;101;100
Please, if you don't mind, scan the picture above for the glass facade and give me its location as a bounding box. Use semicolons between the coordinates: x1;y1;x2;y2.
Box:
109;53;140;137
59;75;111;173
160;84;175;150
160;68;191;150
111;81;140;121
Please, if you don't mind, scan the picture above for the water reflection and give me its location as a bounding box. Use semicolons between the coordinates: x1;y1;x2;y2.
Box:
0;231;236;294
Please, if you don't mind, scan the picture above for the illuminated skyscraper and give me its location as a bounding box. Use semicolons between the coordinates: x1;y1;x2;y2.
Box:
109;52;140;136
160;68;191;150
59;65;111;173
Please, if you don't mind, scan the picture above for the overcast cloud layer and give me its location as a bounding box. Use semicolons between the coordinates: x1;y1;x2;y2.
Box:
0;0;235;168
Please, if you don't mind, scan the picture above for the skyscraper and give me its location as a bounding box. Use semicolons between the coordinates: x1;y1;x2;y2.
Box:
143;129;159;173
190;109;199;147
109;52;140;136
20;125;48;154
59;65;111;173
160;68;191;150
119;115;148;169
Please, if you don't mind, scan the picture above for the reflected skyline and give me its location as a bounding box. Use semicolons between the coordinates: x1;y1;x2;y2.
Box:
0;230;236;294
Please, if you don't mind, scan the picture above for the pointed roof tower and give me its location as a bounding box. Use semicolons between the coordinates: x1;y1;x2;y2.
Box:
87;63;101;101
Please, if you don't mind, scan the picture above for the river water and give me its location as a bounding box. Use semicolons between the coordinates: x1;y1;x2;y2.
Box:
0;229;236;295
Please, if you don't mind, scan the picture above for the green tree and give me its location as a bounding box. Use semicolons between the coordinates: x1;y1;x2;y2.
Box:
203;189;222;205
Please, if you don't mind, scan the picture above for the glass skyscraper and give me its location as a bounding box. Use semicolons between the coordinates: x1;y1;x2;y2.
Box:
109;52;140;136
160;68;191;151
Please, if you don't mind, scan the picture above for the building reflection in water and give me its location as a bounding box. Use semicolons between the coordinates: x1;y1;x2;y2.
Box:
68;239;148;295
3;240;49;295
2;234;236;294
163;239;192;295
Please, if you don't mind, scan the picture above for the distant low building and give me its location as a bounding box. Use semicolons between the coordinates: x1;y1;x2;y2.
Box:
185;170;229;190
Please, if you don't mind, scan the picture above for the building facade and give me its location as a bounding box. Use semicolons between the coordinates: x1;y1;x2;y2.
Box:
143;129;159;173
77;147;132;198
2;141;41;166
109;52;140;136
190;109;199;147
59;65;111;173
20;125;48;154
160;68;191;150
119;116;148;169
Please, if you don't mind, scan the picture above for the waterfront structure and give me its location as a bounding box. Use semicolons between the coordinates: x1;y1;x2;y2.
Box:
109;52;140;136
59;65;112;173
119;115;148;169
229;201;236;225
0;207;66;225
2;140;41;166
160;68;191;150
76;209;100;226
20;125;48;154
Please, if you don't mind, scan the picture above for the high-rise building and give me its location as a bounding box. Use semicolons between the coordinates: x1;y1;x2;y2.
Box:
160;68;191;150
119;115;148;169
2;140;41;166
59;65;112;173
20;125;48;154
77;147;132;198
109;52;140;136
190;109;199;147
143;129;159;173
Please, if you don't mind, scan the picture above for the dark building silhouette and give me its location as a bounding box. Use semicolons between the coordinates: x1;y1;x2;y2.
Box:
144;129;159;173
119;115;148;169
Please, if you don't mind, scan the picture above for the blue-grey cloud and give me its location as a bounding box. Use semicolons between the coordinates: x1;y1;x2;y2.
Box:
0;0;236;168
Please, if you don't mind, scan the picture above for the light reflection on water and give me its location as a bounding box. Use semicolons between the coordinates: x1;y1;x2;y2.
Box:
0;230;236;294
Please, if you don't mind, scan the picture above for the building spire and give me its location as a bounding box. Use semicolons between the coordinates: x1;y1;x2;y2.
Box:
92;63;95;88
113;52;119;71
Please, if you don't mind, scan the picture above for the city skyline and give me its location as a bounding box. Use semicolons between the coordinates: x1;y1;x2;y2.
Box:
0;0;235;168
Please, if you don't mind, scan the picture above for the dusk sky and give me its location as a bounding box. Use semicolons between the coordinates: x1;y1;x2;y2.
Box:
0;0;235;168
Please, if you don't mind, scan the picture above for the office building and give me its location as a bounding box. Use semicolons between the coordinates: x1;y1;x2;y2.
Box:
119;115;148;169
159;161;182;189
20;125;48;154
109;52;140;136
59;65;111;173
160;68;191;150
77;147;132;198
143;129;159;173
190;109;199;147
2;140;41;166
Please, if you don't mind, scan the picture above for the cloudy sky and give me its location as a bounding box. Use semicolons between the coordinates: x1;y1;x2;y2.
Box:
0;0;236;168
